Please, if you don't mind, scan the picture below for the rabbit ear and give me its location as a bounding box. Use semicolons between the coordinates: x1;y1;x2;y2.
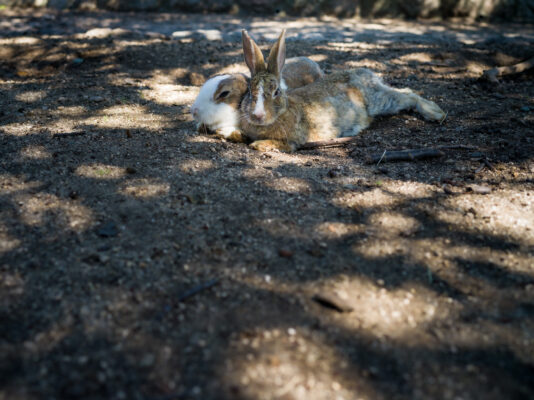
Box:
267;29;286;77
242;30;266;75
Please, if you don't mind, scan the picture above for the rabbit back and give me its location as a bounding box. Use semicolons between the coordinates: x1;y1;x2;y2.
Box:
282;57;324;90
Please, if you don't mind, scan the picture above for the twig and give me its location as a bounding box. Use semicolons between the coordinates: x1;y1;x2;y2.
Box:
436;144;478;150
178;278;220;302
147;393;187;400
475;164;485;174
298;136;359;150
482;56;534;83
365;148;445;164
483;158;495;171
475;157;494;174
439;111;448;125
52;131;86;138
376;149;387;166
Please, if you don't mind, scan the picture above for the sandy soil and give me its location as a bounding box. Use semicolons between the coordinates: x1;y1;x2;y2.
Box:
1;9;534;400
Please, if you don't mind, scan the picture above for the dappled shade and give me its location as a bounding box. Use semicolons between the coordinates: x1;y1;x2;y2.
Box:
1;8;534;400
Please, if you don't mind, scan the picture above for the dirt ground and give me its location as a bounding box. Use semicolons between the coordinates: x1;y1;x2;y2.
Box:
1;9;534;400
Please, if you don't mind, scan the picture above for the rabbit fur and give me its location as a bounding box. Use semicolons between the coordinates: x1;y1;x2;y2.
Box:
239;29;446;152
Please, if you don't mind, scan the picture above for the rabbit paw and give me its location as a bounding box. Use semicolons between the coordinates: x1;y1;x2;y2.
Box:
214;129;246;143
227;131;246;143
418;99;446;122
249;140;294;152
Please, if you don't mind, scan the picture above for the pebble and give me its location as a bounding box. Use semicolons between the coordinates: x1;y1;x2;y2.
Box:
466;184;492;194
97;221;119;238
278;249;293;258
327;169;339;178
312;291;354;313
378;167;389;175
442;184;456;195
140;353;155;367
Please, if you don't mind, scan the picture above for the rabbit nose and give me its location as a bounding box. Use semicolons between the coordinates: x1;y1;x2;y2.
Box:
253;110;265;120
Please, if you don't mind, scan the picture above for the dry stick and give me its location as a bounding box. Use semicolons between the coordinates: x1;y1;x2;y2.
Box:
297;136;479;156
178;278;220;302
483;158;495;171
365;148;445;164
53;131;86;138
365;145;478;164
298;136;359;150
298;139;478;152
475;163;485;174
436;144;478;150
482;56;534;83
376;149;387;166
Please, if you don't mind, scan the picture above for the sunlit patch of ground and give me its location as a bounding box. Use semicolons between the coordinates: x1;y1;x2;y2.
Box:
119;178;170;198
221;327;378;400
14;192;94;231
438;189;534;247
76;163;127;179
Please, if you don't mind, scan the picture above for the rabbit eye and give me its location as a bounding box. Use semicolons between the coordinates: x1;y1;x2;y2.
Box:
217;91;230;99
273;88;280;98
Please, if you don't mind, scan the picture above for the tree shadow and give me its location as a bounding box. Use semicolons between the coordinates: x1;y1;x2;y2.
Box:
1;10;534;400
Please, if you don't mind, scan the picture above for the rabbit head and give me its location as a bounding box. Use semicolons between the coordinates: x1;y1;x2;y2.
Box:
190;73;248;135
241;29;288;126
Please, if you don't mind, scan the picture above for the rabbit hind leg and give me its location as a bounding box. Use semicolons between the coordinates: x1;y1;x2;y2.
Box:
368;85;445;122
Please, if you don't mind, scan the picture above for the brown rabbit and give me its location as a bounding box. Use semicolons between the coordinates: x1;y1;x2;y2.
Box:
239;29;446;152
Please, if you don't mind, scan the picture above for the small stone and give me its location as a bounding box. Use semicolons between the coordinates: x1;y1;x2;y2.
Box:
378;167;389;174
442;184;455;194
278;249;293;258
313;291;354;313
327;169;339;178
97;221;118;238
308;247;324;257
140;353;155;367
90;96;104;103
466;184;492;194
77;355;89;365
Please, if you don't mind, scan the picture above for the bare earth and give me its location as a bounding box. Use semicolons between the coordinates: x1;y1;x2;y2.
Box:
1;9;534;400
